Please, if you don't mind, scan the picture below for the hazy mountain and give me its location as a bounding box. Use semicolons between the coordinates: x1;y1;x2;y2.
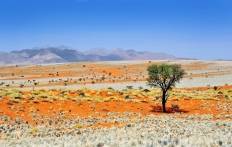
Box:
83;48;113;56
84;48;176;60
0;46;176;65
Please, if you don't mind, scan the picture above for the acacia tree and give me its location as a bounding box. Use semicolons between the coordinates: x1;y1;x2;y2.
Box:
147;64;186;112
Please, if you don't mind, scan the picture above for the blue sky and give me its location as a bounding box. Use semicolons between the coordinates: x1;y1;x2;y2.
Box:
0;0;231;59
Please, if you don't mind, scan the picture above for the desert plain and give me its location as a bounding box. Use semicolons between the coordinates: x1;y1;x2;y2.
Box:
0;59;232;147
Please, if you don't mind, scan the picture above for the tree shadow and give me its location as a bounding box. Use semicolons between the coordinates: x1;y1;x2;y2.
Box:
149;105;190;113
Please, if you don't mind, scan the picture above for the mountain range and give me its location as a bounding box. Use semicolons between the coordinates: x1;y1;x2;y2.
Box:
0;46;177;65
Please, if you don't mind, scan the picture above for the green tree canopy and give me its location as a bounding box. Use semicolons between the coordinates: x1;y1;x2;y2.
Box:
147;64;186;112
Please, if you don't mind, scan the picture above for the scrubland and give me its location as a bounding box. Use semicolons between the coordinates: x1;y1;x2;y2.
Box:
0;60;232;147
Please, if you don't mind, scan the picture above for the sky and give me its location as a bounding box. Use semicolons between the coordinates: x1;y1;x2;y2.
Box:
0;0;232;60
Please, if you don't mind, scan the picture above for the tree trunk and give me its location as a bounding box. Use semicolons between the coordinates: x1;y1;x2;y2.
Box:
162;90;167;112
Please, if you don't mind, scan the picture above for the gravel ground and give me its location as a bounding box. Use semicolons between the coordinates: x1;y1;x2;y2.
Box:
0;113;231;147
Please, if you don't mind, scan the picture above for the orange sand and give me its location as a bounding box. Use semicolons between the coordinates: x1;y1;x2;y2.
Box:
0;86;231;126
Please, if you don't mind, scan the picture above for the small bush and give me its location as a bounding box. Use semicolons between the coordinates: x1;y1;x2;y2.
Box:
138;86;143;90
30;127;38;134
73;123;82;129
131;117;139;123
173;97;180;101
126;86;133;90
214;86;217;90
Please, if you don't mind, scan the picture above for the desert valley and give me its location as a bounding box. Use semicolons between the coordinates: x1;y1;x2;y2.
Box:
0;59;232;146
1;0;231;146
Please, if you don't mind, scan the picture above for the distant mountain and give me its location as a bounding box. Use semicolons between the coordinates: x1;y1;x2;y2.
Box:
0;46;177;65
83;48;176;60
213;59;232;61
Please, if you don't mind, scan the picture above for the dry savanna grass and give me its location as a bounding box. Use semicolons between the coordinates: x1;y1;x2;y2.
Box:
0;85;232;125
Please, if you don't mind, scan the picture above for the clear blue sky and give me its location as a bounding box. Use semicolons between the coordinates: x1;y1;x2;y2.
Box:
0;0;231;59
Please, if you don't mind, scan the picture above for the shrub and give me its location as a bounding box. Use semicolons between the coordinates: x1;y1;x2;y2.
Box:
214;86;217;90
126;86;133;90
30;127;38;134
73;123;82;129
138;86;143;90
173;97;180;101
108;87;114;90
125;95;130;99
131;117;139;123
143;89;150;92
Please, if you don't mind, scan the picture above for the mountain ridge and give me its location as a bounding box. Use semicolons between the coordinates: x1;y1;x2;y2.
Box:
0;46;177;65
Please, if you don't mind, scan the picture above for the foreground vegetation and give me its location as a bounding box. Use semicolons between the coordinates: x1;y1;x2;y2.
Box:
1;85;232;104
0;113;231;147
0;86;232;147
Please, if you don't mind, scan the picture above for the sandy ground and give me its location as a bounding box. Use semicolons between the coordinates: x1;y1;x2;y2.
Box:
0;60;232;147
1;59;232;90
16;74;232;91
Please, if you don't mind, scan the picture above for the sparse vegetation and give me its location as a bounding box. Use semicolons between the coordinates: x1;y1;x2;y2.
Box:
0;60;232;147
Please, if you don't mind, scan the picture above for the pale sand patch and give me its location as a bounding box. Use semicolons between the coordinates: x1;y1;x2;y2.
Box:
18;74;232;91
